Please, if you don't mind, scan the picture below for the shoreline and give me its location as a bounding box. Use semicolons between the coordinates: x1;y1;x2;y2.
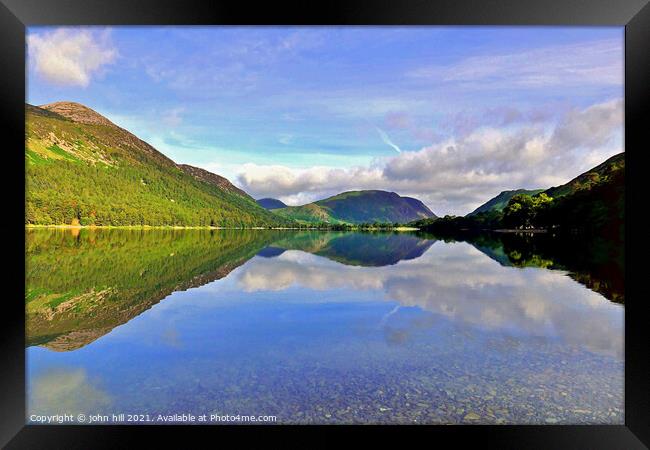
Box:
493;228;548;234
25;224;422;232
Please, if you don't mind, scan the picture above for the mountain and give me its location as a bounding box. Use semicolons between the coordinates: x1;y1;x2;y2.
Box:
256;198;288;210
272;190;437;224
25;102;289;227
543;152;624;199
466;153;625;218
539;153;624;239
469;188;544;216
178;164;251;198
414;153;625;237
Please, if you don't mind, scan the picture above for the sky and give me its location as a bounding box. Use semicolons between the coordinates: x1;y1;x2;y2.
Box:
26;26;624;215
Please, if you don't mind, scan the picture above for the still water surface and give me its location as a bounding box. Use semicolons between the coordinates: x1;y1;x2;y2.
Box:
26;229;624;424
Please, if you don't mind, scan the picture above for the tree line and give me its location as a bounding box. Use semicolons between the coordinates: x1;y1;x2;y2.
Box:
412;168;624;242
26;158;288;227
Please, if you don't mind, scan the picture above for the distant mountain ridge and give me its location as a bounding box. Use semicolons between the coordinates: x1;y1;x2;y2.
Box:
25;101;288;227
272;190;437;224
257;198;288;210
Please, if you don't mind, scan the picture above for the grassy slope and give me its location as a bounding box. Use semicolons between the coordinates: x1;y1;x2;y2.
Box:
273;203;345;224
273;190;436;224
466;153;625;218
544;152;625;198
469;189;544;215
25;103;290;227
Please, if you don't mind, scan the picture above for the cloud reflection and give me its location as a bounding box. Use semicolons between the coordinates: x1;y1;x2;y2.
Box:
236;242;623;357
28;368;111;416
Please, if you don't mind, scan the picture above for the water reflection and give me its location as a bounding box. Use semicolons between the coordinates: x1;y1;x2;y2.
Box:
434;231;624;303
26;228;624;424
238;242;622;358
26;228;283;350
26;229;436;350
264;231;436;266
26;229;623;355
28;368;111;416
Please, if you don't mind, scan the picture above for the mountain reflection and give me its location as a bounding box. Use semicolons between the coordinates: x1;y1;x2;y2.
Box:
26;230;434;351
26;228;284;350
237;241;623;358
26;229;622;355
259;231;437;266
433;231;624;303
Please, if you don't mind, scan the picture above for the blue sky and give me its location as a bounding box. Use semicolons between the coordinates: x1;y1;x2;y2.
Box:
27;26;624;215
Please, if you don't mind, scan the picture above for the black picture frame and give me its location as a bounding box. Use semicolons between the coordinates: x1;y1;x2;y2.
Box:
1;0;648;447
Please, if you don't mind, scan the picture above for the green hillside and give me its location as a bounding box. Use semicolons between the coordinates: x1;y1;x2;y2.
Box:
414;153;624;239
544;153;625;199
469;189;544;215
25;102;290;227
273;190;436;224
537;159;624;239
466;153;624;219
500;152;624;236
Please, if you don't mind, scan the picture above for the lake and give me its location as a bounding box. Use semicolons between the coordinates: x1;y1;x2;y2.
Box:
26;228;624;424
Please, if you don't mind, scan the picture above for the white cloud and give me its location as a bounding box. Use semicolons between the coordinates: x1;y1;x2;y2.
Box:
409;38;623;89
548;99;623;153
234;99;623;215
28;28;117;87
236;163;385;204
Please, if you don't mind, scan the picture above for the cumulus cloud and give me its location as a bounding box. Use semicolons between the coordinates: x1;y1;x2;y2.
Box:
234;99;623;215
442;105;554;138
548;99;623;153
236;163;385;202
28;28;117;87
